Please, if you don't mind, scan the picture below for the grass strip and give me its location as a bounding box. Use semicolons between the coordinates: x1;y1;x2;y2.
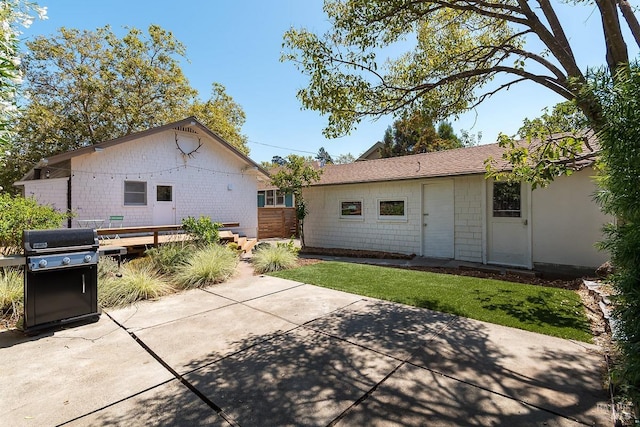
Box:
270;261;592;342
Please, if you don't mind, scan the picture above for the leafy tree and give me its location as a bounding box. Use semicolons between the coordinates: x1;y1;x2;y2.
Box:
436;121;460;146
379;110;462;158
271;155;287;166
315;146;333;165
186;82;248;155
2;25;248;193
334;152;355;164
283;1;639;137
270;154;322;247
459;129;482;147
0;0;46;192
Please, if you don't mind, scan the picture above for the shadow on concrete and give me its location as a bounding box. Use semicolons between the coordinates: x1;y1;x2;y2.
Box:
78;299;608;426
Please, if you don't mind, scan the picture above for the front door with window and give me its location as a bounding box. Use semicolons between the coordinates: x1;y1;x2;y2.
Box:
152;184;175;225
487;180;531;267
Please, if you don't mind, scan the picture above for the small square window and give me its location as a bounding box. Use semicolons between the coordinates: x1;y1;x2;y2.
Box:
124;181;147;206
493;182;521;217
157;185;172;202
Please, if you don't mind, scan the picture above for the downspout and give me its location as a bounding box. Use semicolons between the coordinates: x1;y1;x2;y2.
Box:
67;177;72;228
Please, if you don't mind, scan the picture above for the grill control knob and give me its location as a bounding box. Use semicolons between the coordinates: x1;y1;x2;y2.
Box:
38;259;48;268
84;255;93;263
62;256;71;265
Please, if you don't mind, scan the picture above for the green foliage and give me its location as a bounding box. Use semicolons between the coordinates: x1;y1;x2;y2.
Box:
333;153;356;164
0;267;23;323
252;244;299;274
379;110;462;158
0;193;68;255
283;2;636;138
145;241;196;274
315;147;333;164
181;216;221;245
270;154;322;247
187;82;249;155
271;261;592;342
2;24;249;193
175;244;239;289
98;259;174;308
590;63;640;405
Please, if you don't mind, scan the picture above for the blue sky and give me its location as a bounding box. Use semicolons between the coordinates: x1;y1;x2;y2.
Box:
20;0;638;164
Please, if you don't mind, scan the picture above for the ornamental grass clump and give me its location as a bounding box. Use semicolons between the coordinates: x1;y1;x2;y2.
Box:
145;241;197;275
252;244;299;274
0;268;23;323
175;244;239;289
98;258;174;308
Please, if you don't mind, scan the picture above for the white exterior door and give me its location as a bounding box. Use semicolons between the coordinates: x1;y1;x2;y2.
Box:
487;180;531;268
153;184;176;225
422;180;455;258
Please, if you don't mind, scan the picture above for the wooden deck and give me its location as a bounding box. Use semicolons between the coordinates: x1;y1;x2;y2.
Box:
97;223;257;254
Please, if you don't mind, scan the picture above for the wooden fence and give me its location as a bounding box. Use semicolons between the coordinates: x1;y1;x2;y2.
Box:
258;208;297;239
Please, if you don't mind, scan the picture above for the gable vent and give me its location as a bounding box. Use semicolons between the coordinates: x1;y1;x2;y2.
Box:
173;126;198;134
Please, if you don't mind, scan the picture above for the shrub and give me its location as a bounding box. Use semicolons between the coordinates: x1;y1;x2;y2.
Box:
175;244;239;289
0;194;69;255
252;244;299;274
181;216;222;245
145;242;196;274
0;268;23;323
98;260;174;308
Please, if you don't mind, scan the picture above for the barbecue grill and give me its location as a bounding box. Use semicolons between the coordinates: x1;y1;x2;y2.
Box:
23;228;101;333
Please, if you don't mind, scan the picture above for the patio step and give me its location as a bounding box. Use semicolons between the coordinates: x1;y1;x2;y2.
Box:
242;238;258;253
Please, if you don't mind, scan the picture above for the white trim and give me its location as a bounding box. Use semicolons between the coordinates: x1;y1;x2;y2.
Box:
339;199;364;221
376;197;408;222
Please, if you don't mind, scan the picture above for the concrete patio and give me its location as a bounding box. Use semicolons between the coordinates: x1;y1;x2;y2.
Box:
0;260;611;426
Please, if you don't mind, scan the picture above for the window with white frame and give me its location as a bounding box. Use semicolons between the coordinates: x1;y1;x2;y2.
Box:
124;181;147;206
259;189;286;207
340;200;363;218
378;199;406;220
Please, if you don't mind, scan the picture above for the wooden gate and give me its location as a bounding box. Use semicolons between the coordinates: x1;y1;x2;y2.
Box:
258;208;298;239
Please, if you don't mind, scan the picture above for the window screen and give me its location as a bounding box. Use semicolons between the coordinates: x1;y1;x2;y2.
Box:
124;181;147;206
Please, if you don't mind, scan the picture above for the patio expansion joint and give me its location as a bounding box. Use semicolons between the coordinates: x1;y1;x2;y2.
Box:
102;310;242;427
57;380;175;426
323;314;595;427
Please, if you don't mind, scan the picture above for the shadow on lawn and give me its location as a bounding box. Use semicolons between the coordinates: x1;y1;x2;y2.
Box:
473;288;591;333
85;299;607;426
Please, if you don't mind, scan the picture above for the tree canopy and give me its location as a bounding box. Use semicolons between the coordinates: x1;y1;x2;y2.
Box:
0;0;46;191
1;24;248;193
379;111;463;158
270;154;322;247
283;0;640;138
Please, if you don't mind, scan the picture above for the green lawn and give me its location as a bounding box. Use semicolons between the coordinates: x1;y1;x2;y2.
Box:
270;261;592;342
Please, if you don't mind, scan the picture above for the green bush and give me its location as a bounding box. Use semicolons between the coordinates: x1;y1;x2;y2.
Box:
252;244;299;274
0;193;69;255
181;216;222;245
145;242;197;274
175;244;239;289
0;267;23;323
592;64;640;408
98;260;174;308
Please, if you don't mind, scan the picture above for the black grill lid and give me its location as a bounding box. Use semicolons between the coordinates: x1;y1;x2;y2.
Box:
23;229;99;253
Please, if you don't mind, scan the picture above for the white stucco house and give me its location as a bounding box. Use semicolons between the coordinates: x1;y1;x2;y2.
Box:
303;140;610;275
14;117;269;238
